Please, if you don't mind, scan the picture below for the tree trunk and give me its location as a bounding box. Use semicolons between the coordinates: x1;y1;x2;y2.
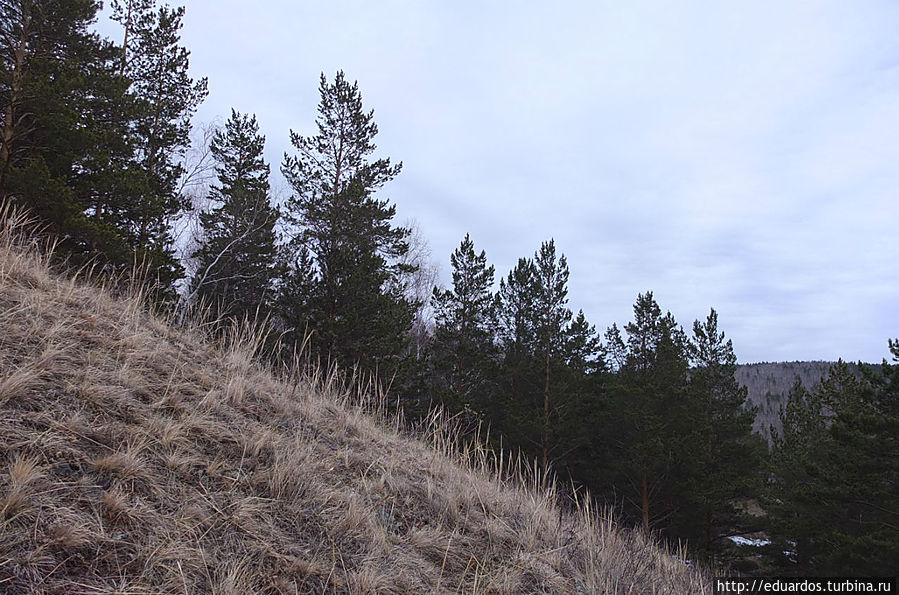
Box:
120;0;134;76
0;10;30;194
542;343;550;469
642;472;650;534
455;353;464;405
705;382;713;549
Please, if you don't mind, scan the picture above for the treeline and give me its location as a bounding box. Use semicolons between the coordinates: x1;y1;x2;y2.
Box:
766;356;899;573
1;0;207;297
2;1;896;574
427;235;767;549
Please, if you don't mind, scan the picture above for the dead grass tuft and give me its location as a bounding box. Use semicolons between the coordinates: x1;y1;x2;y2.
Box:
0;201;711;593
9;455;43;486
0;365;41;406
1;456;44;522
0;486;32;521
47;514;95;550
91;452;146;481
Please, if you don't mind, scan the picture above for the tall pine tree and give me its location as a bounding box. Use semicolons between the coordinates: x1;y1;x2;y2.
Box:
494;240;599;472
533;239;573;468
188;109;278;324
109;0;207;294
430;233;497;422
496;256;539;450
687;308;764;550
0;0;128;260
553;309;603;483
613;292;692;533
280;71;413;377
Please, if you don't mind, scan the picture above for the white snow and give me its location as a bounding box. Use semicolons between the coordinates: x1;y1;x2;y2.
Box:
727;536;771;547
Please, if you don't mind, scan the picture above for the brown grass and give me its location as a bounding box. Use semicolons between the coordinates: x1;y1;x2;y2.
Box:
0;202;710;593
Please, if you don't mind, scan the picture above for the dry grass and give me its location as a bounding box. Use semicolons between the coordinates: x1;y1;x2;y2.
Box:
0;203;710;593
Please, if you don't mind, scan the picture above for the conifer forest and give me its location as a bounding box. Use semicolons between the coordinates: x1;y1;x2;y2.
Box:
2;0;897;576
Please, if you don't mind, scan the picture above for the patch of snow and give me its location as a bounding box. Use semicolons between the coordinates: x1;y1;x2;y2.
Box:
727;535;771;547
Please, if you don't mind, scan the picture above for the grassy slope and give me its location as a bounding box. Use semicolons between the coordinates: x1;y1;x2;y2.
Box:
0;210;709;593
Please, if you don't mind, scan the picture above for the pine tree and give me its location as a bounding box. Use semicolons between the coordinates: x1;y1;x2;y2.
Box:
430;234;496;422
602;323;627;372
494;240;597;472
582;323;629;503
496;257;539;447
0;0;129;259
188;110;278;324
108;0;207;294
613;292;692;533
533;239;573;468
1;0;206;295
859;342;899;571
109;0;153;77
565;310;601;375
687;308;764;551
280;71;413;376
554;309;603;482
768;350;899;575
86;0;152;234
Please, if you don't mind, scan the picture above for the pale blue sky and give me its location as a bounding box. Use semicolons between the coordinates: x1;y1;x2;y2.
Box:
97;1;899;363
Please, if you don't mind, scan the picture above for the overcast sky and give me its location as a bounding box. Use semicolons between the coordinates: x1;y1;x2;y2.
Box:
97;1;898;363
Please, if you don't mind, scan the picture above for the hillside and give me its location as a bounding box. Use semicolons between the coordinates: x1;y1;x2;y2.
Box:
0;210;709;592
736;361;871;443
736;361;833;442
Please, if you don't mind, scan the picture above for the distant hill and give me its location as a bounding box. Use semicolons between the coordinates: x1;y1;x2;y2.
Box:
736;361;869;443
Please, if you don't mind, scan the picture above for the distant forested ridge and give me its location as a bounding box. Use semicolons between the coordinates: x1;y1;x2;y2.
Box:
736;361;871;442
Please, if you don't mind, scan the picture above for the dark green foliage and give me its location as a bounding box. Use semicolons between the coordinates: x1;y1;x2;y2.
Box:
608;292;693;533
189;110;278;323
686;309;765;551
768;346;899;575
496;256;539;446
429;234;497;424
275;244;317;359
0;0;128;260
551;309;604;481
280;71;414;377
108;0;207;295
532;239;573;468
495;240;601;475
0;0;205;299
497;257;538;359
602;323;627;372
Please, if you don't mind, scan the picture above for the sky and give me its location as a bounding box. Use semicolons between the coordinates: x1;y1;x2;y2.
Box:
96;1;898;363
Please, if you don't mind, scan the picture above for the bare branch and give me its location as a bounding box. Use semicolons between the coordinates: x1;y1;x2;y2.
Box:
174;208;273;326
177;120;219;198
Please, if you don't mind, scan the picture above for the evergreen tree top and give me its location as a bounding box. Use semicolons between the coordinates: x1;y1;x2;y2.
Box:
434;233;495;335
209;109;270;197
690;308;736;368
624;291;686;373
282;71;408;265
533;239;571;341
282;70;401;202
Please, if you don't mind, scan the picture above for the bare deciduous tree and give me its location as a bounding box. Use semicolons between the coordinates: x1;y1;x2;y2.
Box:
394;219;440;358
171;120;221;285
